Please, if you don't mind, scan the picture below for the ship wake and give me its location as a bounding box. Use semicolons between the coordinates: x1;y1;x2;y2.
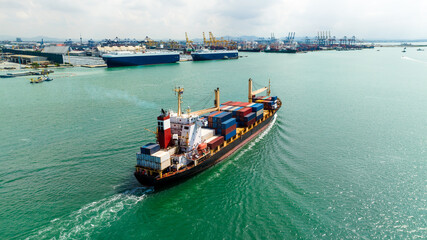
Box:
401;56;427;65
25;187;153;240
206;114;278;180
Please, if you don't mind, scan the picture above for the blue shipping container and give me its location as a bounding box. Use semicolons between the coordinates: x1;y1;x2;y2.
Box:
216;112;232;123
244;112;256;121
251;103;264;112
224;129;237;141
141;143;160;155
256;114;263;121
221;118;236;129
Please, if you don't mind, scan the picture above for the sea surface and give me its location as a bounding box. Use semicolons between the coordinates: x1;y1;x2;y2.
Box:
1;47;426;239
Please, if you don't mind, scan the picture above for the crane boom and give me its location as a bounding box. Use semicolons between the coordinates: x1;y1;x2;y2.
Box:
252;87;268;95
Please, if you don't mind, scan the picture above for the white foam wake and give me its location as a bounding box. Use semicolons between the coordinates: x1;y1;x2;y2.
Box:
401;56;427;64
233;114;277;159
206;114;278;180
25;187;152;240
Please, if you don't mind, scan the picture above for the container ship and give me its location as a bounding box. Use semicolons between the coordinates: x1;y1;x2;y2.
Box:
191;49;239;61
102;51;180;68
134;79;281;188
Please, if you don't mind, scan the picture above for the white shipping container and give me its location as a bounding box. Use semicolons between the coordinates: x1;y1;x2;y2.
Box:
201;128;215;141
257;109;263;116
152;150;171;163
206;135;220;143
168;146;177;155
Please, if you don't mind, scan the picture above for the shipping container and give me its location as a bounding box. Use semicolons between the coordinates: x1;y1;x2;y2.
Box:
221;118;236;129
207;111;221;122
251;103;264;112
244;118;256;127
224;129;237;141
215;112;232;123
221;124;236;136
236;107;252;117
244;112;256;121
141;143;160;155
207;136;224;149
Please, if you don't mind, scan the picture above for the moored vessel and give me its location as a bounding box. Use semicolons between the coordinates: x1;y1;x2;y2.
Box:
134;79;281;188
102;51;180;68
191;49;239;61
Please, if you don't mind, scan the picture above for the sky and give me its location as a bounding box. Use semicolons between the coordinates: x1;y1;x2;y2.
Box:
1;0;426;40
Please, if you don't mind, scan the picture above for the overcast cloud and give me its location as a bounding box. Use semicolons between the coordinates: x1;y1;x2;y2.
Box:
0;0;426;40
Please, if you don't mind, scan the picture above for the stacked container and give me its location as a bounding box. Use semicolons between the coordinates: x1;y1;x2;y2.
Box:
140;143;160;155
137;145;171;170
206;136;224;149
211;112;232;134
250;103;264;121
252;96;278;110
221;118;237;140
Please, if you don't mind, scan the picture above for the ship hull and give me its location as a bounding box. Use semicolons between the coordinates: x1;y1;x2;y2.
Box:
238;49;261;52
134;111;276;188
191;52;238;61
102;53;180;68
264;49;297;53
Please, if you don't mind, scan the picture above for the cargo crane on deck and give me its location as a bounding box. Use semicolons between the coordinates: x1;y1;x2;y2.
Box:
248;78;271;103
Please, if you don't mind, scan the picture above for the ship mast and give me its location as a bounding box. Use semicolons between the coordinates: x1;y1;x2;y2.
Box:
267;79;271;96
174;87;184;116
249;78;268;102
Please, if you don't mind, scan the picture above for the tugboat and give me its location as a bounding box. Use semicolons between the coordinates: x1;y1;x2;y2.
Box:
30;74;53;83
134;79;281;188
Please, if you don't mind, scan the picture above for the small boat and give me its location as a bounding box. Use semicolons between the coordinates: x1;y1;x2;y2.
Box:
402;47;406;53
417;48;424;51
30;75;53;83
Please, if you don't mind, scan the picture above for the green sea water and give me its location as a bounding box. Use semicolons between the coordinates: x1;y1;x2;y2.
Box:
1;48;426;239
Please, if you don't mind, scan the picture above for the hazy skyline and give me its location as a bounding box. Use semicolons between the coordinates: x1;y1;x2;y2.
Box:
1;0;426;40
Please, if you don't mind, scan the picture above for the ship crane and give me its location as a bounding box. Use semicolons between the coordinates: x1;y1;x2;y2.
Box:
248;78;270;103
189;88;220;116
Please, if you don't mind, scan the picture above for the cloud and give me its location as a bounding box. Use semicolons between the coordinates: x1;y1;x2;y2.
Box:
0;0;426;40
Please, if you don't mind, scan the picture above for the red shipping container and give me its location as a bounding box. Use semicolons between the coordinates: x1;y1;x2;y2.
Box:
207;136;224;149
244;118;256;127
239;102;250;107
221;124;236;135
222;101;233;105
236;107;252;117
